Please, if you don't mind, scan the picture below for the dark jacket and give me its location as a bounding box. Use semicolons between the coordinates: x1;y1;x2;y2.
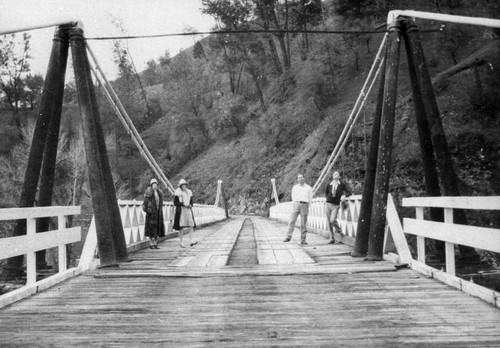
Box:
325;181;352;205
143;187;166;238
173;194;196;230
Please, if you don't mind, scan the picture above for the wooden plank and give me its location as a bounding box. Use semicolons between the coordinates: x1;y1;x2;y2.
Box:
273;249;295;264
257;249;277;265
0;227;81;259
289;248;315;264
2;216;499;347
385;193;412;263
188;252;217;267
0;267;81;308
404;218;500;253
0;206;81;220
403;196;500;210
409;260;500;308
2;267;498;347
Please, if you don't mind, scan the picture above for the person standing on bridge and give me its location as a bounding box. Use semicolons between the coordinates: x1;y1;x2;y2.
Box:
174;179;197;248
325;171;351;244
284;174;313;245
143;178;166;249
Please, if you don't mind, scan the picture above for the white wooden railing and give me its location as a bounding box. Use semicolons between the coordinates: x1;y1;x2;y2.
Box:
79;200;227;270
0;206;81;308
269;195;362;244
399;196;500;307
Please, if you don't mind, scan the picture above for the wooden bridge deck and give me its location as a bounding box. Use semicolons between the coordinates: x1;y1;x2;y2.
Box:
1;216;500;347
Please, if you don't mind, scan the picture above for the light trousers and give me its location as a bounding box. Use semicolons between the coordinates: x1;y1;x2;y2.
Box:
325;202;341;238
287;202;309;242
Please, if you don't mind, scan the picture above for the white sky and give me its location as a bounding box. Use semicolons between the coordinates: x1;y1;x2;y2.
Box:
0;0;216;79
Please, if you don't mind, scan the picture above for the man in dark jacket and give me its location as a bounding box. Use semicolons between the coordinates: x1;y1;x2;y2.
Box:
325;171;351;244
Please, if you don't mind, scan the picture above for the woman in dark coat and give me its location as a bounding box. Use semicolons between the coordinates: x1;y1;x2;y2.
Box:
173;179;197;248
143;178;165;249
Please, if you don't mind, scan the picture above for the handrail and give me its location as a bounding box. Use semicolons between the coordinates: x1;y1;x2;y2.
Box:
401;196;500;307
403;196;500;210
388;10;500;28
0;206;81;308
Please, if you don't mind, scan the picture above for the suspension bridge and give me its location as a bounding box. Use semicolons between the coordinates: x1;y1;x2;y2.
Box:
1;9;500;347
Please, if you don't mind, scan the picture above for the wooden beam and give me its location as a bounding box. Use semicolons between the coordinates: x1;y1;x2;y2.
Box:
403;196;500;210
366;21;402;261
0;228;81;260
69;25;120;266
384;194;412;263
353;50;386;257
404;218;500;253
0;206;81;220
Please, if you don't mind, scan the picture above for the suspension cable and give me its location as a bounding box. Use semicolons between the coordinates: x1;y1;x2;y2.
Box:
84;27;444;41
86;43;176;195
313;53;386;195
312;32;388;194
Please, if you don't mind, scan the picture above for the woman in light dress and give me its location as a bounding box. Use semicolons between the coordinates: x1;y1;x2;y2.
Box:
173;179;197;248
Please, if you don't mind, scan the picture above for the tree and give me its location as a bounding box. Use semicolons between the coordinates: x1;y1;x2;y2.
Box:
164;51;211;161
438;24;474;65
333;0;372;17
63;81;77;105
24;73;44;109
193;41;209;62
0;33;32;129
142;59;162;86
203;0;268;110
254;0;284;74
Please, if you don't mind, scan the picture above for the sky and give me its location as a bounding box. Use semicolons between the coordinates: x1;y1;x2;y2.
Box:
0;0;216;79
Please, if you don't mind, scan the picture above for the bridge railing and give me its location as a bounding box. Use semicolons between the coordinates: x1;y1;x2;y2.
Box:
116;199;227;245
0;206;81;308
78;200;227;270
400;196;500;307
269;195;362;243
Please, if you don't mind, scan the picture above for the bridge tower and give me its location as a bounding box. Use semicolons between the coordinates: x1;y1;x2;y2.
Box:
3;23;128;279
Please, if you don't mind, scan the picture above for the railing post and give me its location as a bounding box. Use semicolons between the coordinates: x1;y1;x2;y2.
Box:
416;207;426;263
57;214;68;272
444;208;456;275
26;217;37;286
271;178;280;204
220;181;229;218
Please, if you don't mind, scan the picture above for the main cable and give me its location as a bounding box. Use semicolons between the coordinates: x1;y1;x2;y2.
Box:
85;27;442;41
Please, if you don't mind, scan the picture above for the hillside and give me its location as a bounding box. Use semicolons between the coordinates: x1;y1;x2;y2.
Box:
134;6;499;220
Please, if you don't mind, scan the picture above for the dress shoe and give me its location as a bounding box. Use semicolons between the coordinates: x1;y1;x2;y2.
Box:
328;240;336;244
190;241;198;246
283;238;291;242
301;241;308;245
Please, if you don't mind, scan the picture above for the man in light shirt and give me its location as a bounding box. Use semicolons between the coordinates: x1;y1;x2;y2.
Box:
284;174;313;245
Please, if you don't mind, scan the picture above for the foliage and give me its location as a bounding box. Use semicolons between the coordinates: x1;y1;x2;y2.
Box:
438;24;475;64
23;73;43;109
0;33;43;130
